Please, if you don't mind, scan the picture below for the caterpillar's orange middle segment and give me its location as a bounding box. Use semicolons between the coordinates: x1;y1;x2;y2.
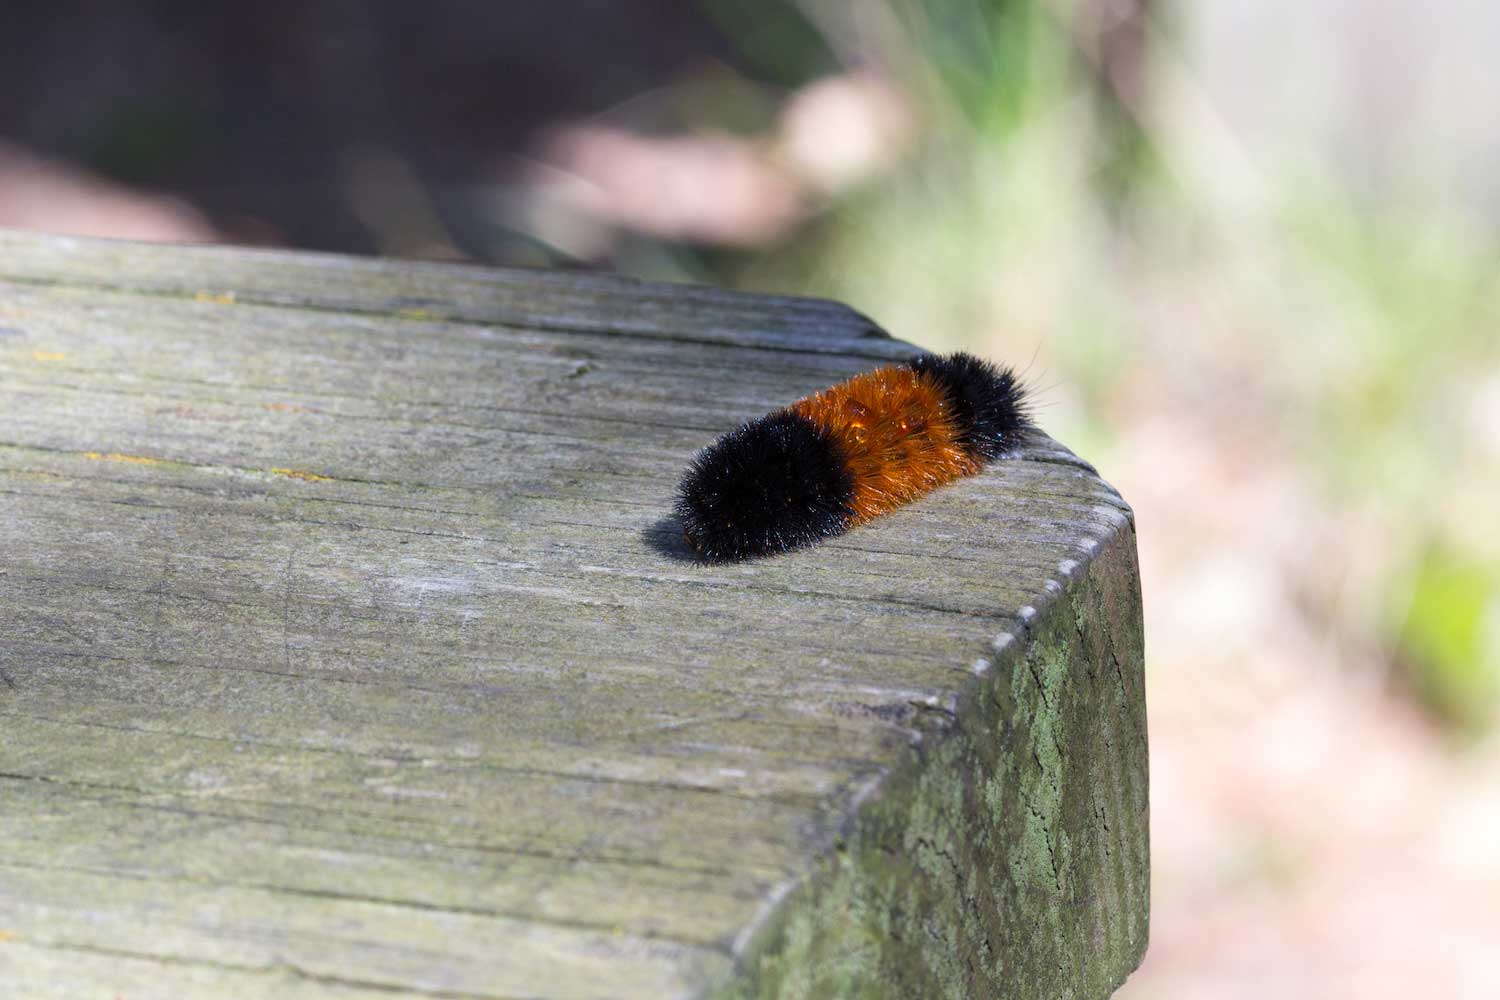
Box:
676;351;1030;561
789;367;981;523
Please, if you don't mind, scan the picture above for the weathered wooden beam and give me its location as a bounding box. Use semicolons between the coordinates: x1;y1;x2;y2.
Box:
0;229;1147;999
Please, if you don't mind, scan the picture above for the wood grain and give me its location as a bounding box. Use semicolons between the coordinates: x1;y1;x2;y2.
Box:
0;230;1148;999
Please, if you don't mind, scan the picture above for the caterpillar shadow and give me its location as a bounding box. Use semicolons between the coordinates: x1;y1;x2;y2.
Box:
642;515;699;563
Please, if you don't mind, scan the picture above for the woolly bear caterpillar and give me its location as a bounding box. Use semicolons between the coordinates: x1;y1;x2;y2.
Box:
676;352;1030;561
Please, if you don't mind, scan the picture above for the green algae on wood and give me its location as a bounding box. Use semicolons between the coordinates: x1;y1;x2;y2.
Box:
714;525;1148;1000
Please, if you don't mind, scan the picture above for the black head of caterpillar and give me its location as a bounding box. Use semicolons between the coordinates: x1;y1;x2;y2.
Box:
675;409;856;562
674;351;1030;562
906;351;1030;460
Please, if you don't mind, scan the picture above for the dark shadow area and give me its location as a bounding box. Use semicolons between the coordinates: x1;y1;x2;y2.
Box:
0;1;748;256
641;514;699;563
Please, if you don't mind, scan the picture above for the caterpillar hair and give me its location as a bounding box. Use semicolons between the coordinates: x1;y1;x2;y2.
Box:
676;351;1030;562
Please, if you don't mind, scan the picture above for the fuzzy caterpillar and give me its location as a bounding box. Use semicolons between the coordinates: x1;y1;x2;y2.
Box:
676;352;1030;561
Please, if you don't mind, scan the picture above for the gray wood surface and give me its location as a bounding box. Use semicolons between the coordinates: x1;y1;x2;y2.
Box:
0;229;1148;999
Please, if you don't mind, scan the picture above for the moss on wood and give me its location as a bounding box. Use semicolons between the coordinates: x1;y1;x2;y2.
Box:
716;525;1147;999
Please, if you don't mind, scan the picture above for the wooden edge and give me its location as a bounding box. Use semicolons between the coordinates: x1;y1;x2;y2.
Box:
710;511;1149;999
0;229;899;356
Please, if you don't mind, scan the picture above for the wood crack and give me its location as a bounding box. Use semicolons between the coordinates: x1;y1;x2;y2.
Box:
1;937;538;1000
0;858;733;953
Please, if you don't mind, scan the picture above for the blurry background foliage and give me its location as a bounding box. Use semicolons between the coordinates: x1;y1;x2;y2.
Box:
3;3;1498;993
589;0;1500;739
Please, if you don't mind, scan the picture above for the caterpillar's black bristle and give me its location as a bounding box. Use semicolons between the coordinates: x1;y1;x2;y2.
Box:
674;351;1032;563
675;410;856;562
907;351;1030;460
